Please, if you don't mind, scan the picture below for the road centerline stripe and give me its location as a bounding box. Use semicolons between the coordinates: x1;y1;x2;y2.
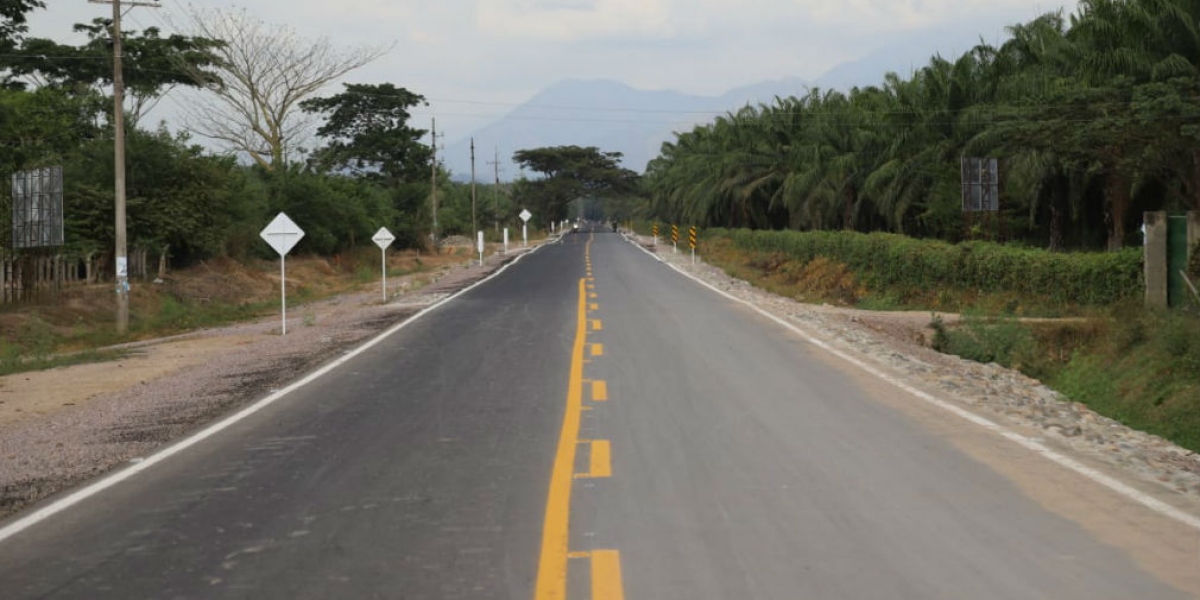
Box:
591;380;608;402
534;278;588;600
591;550;625;600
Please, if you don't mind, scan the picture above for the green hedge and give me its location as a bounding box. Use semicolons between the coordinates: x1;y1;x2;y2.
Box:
710;228;1143;305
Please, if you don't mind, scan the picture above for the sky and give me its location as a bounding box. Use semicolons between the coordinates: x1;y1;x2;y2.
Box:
26;0;1075;151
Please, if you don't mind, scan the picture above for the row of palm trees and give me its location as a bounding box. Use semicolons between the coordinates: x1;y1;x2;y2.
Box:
644;0;1200;250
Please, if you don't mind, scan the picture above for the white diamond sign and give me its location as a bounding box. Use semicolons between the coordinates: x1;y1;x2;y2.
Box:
372;227;395;250
519;209;532;223
260;212;304;256
260;212;304;336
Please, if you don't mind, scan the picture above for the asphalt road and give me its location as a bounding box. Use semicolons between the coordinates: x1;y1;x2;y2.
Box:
0;226;1197;599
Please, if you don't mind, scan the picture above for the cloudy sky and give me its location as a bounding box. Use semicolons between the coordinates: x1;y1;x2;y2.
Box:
27;0;1074;147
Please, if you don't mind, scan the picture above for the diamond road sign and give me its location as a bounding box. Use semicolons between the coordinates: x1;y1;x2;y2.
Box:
519;209;532;223
260;212;304;256
372;227;396;250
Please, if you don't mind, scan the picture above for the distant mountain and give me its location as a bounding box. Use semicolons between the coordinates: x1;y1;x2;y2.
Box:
443;78;808;179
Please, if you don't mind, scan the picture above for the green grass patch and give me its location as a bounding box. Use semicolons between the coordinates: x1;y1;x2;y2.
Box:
934;309;1200;452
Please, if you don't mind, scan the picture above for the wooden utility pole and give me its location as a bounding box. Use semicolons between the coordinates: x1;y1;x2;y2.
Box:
470;137;477;236
430;118;440;250
487;148;503;232
90;0;159;334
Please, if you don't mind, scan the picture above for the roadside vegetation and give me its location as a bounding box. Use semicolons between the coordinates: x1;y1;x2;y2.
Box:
0;247;471;377
643;0;1200;251
695;228;1200;453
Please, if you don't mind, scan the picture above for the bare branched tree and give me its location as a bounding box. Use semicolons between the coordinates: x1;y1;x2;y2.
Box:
172;7;390;170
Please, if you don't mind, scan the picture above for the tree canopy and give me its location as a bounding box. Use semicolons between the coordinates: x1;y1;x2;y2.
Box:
644;0;1200;251
301;83;430;183
512;146;640;224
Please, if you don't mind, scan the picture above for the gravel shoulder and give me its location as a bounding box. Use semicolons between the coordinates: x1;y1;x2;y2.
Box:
0;246;535;519
632;234;1200;506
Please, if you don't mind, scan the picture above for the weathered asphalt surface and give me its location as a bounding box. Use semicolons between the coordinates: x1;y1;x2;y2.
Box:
0;227;1193;599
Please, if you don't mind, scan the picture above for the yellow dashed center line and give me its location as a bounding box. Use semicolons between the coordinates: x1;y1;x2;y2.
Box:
591;550;625;600
535;232;624;599
533;279;588;600
575;439;612;479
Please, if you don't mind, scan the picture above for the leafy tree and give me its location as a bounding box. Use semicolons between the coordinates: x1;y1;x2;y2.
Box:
0;0;43;86
512;145;639;224
301;83;430;183
63;127;243;262
10;20;222;126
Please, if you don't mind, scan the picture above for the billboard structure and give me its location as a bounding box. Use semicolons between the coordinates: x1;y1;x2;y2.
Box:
961;157;999;212
11;166;64;249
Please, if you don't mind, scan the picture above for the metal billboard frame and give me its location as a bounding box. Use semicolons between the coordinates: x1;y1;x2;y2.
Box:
11;166;64;249
961;157;999;213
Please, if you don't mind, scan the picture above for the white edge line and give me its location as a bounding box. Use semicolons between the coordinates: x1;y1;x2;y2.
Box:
0;248;542;544
623;234;1200;532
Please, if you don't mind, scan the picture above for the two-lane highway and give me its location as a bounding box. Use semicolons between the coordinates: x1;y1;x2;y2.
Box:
0;227;1197;599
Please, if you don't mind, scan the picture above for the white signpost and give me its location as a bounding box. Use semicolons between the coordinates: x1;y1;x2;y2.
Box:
519;209;532;247
259;212;304;335
503;227;509;255
477;231;485;265
372;227;396;302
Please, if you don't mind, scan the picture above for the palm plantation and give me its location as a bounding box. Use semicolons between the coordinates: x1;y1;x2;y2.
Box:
645;0;1200;251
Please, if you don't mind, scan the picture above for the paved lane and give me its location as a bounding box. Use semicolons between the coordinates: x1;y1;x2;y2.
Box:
0;238;590;599
1;226;1197;600
559;229;1198;599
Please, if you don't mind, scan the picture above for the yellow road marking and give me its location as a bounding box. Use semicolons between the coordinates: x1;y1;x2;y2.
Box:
534;279;587;600
592;380;608;402
589;293;598;300
590;343;604;357
590;303;599;311
591;319;603;331
575;440;611;479
567;552;590;559
591;550;625;600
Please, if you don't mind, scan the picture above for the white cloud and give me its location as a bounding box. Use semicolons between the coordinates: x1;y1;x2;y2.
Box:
22;0;1074;143
477;0;675;41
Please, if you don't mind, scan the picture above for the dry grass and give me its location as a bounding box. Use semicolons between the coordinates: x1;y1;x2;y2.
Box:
0;248;474;368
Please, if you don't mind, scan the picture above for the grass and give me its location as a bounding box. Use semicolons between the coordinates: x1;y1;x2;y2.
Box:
0;248;459;378
0;318;130;376
702;238;1082;317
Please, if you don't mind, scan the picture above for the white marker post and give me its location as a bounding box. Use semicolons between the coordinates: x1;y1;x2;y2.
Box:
477;230;485;265
519;209;532;247
503;228;509;255
372;227;396;302
259;213;304;335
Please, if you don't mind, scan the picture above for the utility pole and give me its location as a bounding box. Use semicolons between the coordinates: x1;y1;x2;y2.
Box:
470;137;477;236
430;118;441;251
488;147;502;232
91;0;159;335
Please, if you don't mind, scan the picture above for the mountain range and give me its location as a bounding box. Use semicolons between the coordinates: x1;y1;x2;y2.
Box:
442;22;998;180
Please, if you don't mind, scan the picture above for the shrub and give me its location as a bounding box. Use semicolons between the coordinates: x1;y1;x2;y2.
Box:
708;228;1142;306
